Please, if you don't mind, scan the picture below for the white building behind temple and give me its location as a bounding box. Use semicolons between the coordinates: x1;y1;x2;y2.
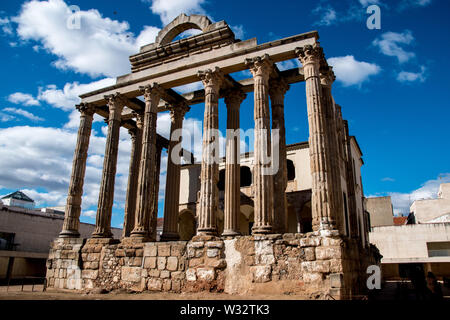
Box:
1;191;35;210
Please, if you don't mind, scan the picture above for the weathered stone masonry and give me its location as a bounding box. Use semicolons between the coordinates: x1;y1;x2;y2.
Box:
47;233;378;298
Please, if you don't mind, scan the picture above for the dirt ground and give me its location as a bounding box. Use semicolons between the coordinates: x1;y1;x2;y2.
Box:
0;285;311;300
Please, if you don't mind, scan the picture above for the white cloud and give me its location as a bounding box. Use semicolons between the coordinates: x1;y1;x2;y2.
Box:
399;0;432;10
135;25;161;49
81;210;96;218
0;125;130;210
327;55;381;87
386;173;450;216
13;0;160;78
0;112;16;122
381;177;395;182
312;5;337;26
397;65;427;83
172;81;203;94
148;0;206;25
372;30;416;64
231;25;245;39
276;59;300;71
0;17;13;35
38;78;116;111
8;92;40;106
2;108;44;122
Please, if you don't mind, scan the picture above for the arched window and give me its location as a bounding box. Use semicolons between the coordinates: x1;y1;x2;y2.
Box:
287;159;295;181
240;166;252;187
217;169;226;191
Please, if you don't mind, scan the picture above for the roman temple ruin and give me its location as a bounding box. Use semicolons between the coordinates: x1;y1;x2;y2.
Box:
45;14;380;299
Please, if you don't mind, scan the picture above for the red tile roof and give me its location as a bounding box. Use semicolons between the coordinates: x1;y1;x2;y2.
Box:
393;216;407;226
157;218;164;228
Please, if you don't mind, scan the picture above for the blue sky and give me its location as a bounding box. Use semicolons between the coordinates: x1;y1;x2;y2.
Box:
0;0;449;228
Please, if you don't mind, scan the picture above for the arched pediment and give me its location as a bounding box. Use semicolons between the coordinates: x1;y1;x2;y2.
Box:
155;14;213;46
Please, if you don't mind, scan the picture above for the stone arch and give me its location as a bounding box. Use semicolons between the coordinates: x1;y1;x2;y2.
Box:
155;14;213;46
178;209;196;241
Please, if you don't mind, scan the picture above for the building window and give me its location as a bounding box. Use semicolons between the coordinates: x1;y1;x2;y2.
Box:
0;232;15;251
218;169;226;191
287;160;295;181
240;166;252;187
343;192;350;236
427;242;450;257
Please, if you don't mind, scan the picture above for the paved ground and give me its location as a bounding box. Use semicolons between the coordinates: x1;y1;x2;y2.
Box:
0;280;448;300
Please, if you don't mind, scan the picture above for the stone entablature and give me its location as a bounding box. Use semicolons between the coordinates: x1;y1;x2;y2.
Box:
131;16;236;73
46;233;378;299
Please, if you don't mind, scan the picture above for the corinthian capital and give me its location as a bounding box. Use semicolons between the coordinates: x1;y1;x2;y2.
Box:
295;43;323;66
198;67;224;94
132;111;145;129
224;89;246;108
104;93;126;121
245;54;274;79
76;103;96;116
105;93;127;110
319;65;336;87
139;83;164;113
168;102;191;123
269;77;290;99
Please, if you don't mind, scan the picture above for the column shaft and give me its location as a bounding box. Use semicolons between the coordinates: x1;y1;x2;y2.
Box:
131;84;162;240
92;95;124;238
161;104;190;241
149;144;163;241
197;68;223;236
122;113;144;238
321;68;344;234
60;103;95;238
246;55;274;234
296;44;336;234
270;79;290;234
222;90;246;236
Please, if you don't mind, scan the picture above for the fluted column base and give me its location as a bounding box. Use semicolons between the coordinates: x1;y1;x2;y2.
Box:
252;225;272;235
59;230;80;238
221;230;241;237
196;228;218;236
92;229;113;239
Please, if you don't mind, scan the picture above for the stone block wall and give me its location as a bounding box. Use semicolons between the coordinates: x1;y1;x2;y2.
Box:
46;233;379;299
46;238;85;290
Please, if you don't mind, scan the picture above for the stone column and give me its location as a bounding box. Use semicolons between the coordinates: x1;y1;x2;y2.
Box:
92;94;125;238
343;117;359;239
131;84;162;241
269;78;290;234
122;112;144;238
320;67;344;234
222;89;246;237
246;55;274;234
196;67;223;236
149;143;163;242
60;103;95;238
161;103;191;241
296;44;336;234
